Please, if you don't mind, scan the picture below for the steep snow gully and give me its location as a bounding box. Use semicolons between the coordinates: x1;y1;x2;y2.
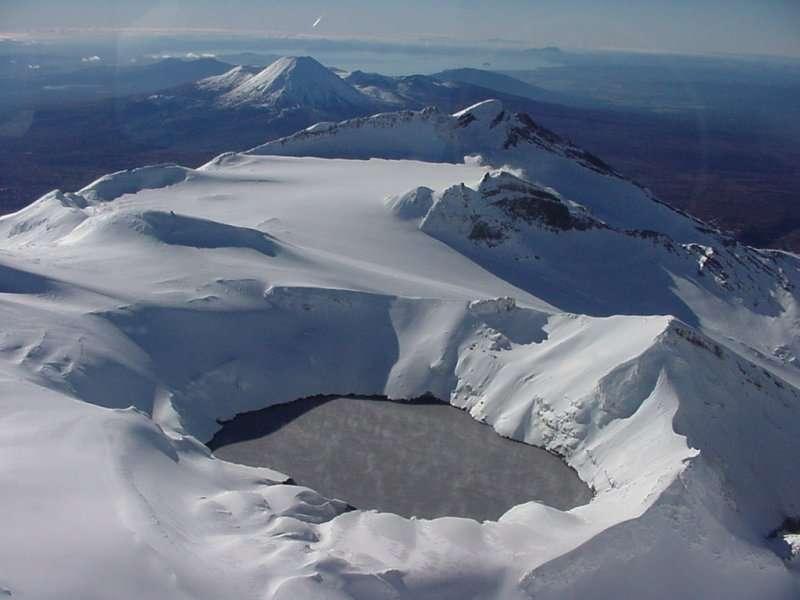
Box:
1;99;799;599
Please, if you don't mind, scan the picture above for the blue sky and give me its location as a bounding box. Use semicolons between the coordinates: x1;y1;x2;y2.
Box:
1;0;798;57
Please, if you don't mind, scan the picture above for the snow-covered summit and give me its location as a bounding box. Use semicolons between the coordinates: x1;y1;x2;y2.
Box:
252;98;613;173
250;99;712;242
216;56;375;110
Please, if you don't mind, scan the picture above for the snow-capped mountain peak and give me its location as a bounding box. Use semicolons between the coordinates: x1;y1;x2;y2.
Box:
453;99;618;176
250;97;612;177
250;99;715;242
217;56;374;110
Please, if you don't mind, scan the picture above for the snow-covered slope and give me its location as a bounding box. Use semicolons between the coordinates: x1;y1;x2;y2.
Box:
289;100;799;362
215;56;376;110
343;70;465;107
411;169;800;360
251;99;719;242
1;99;799;599
196;64;261;93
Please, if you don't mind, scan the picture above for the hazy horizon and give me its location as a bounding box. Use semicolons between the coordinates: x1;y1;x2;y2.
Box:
1;0;798;59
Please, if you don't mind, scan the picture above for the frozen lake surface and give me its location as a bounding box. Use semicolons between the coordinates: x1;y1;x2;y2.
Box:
210;396;592;521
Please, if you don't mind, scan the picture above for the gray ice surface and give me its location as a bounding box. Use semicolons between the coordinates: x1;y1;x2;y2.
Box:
210;396;592;521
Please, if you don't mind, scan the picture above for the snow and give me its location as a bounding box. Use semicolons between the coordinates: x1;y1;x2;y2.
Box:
385;185;434;220
250;99;712;242
77;164;195;203
216;56;375;110
453;98;506;120
1;100;799;598
196;65;259;92
785;534;800;560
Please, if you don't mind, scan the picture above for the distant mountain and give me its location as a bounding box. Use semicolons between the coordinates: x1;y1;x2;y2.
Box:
211;56;377;111
46;57;234;96
342;69;561;114
168;58;579;120
522;45;565;59
343;71;476;109
214;52;282;68
114;58;561;149
431;67;593;107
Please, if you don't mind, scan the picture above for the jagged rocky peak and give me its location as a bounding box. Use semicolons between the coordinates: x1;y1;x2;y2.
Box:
473;170;596;232
453;99;618;176
454;98;540;137
418;170;599;247
454;98;507;126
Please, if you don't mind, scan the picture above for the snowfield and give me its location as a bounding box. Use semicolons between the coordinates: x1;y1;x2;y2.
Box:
1;99;799;599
